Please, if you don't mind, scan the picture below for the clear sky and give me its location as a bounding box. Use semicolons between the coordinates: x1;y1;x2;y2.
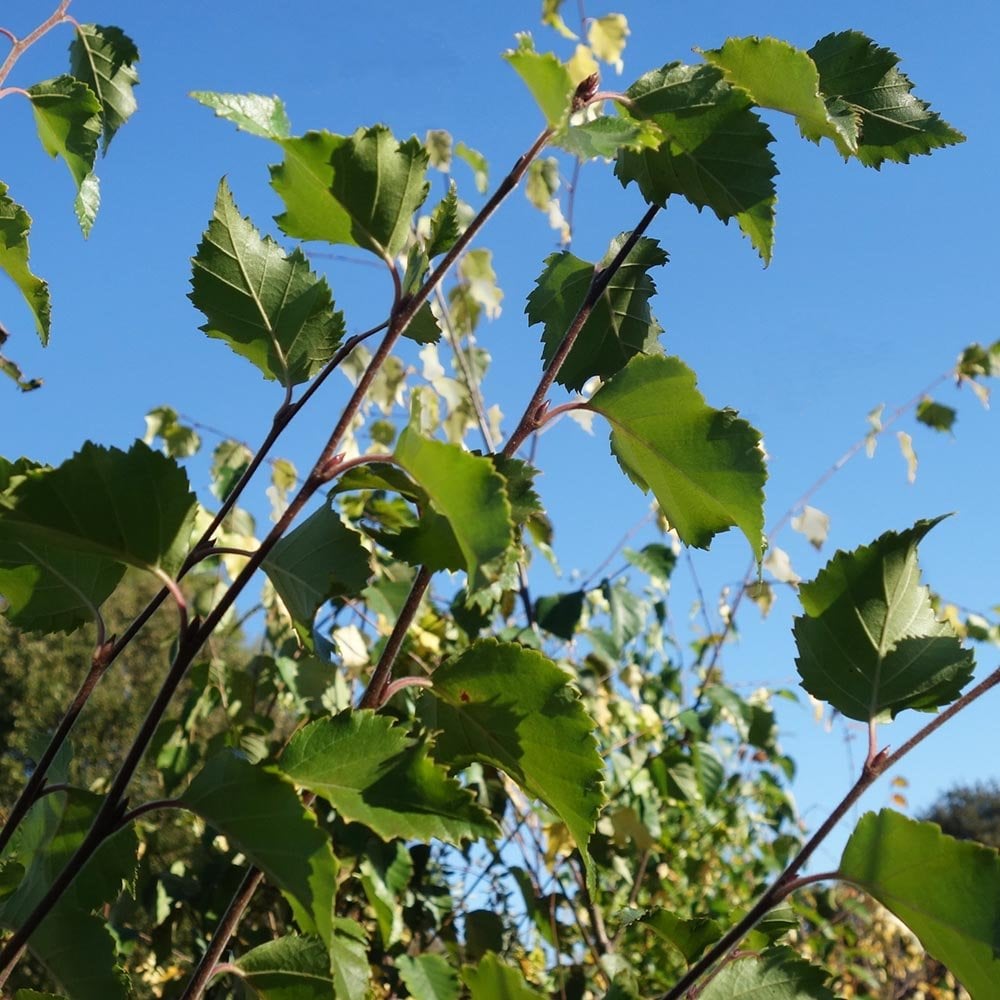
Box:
1;0;998;868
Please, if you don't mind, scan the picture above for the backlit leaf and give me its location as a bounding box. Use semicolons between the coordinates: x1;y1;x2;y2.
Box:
808;32;965;168
190;90;290;139
429;639;604;886
586;355;766;558
271;131;353;242
69;24;140;151
527;232;666;391
280;712;497;844
588;14;629;74
699;947;835;999
425;129;452;170
615;63;777;262
793;518;975;722
26;76;102;235
839;809;1000;997
179;750;337;943
190;178;345;386
554;115;662;161
143;405;200;458
504;33;576;128
234;935;333;999
541;0;577;40
454;142;489;194
791;505;830;550
426;184;460;258
0;184;51;344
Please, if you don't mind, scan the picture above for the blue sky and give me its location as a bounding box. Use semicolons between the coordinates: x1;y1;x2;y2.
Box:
1;1;998;866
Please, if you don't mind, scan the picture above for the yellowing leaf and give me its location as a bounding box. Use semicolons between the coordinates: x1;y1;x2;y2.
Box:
587;14;629;74
897;430;917;484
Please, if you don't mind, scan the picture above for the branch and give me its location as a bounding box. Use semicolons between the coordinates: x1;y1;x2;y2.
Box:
0;1;72;89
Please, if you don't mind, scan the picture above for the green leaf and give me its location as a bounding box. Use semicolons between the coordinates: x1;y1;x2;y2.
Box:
179;750;337;943
271;131;353;242
541;0;577;40
454;142;488;194
69;24;140;151
26;76;102;236
190;90;290;139
916;399;957;433
624;542;676;582
527;233;666;391
393;423;513;588
426;184;461;258
403;303;443;345
698;947;835;999
793;517;975;722
587;354;766;559
632;908;722;964
190;178;345;385
808;32;965;168
329;918;370;1000
554;115;662;161
462;953;545;1000
503;33;576;128
359;841;411;947
0;441;196;576
397;954;460;1000
701;37;855;156
429;639;604;886
233;935;333;999
143;405;201;458
535;590;584;640
262;501;371;645
841;810;1000;997
588;14;629;73
0;343;42;392
0;184;51;344
280;712;497;844
615;63;777;263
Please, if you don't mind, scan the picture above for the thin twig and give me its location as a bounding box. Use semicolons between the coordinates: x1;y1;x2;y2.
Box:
0;1;72;89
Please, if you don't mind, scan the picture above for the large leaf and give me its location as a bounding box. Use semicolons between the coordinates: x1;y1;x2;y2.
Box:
615;63;777;262
68;24;140;151
526;232;666;391
701;37;855;156
462;953;545;1000
26;76;102;236
793;518;974;722
189;178;345;386
0;184;51;344
808;32;965;168
262;501;371;645
0;441;197;576
233;935;333;999
271;131;353;243
279;712;497;844
503;33;575;128
839;810;1000;997
190;90;290;139
0;790;138;999
179;750;337;944
586;354;766;559
397;954;460;1000
698;947;835;999
428;639;604;885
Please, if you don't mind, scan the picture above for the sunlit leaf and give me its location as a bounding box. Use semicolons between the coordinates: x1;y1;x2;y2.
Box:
588;14;629;73
699;946;836;999
554;115;662;161
462;952;545;1000
233;935;333;999
504;33;576;128
190;90;290;139
631;908;722;964
839;809;1000;997
398;954;460;1000
69;24;140;150
587;355;766;558
541;0;577;40
623;542;676;582
280;712;497;843
329;918;370;1000
143;405;200;458
0;184;50;345
190;178;345;385
794;517;975;722
454;142;489;194
897;430;918;483
425;129;452;170
791;505;830;550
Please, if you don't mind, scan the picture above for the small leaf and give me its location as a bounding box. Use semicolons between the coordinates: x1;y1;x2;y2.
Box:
459;249;503;320
916;399;956;434
623;542;676;582
525;156;560;212
527;232;666;391
0;441;196;576
839;809;1000;997
143;405;200;458
69;24;140;150
897;430;918;483
790;505;830;550
26;76;102;235
404;303;443;345
504;33;576;128
554;115;662;161
0;183;51;344
462;953;545;1000
397;954;460;1000
454;142;489;194
698;946;836;999
586;355;766;559
588;14;629;74
281;712;497;844
426;184;460;258
535;590;585;640
179;750;337;943
793;517;975;722
541;0;577;40
615;63;777;263
633;909;722;964
190;178;345;386
425;129;452;170
190;90;290;139
429;639;605;887
234;936;333;999
262;500;372;645
808;31;965;168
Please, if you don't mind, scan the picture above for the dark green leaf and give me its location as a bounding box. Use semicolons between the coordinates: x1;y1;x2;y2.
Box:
234;935;332;998
840;809;1000;997
429;639;605;886
190;178;345;386
190;90;290;139
280;711;497;844
179;750;337;943
0;440;196;576
808;32;965;168
397;954;460;1000
624;543;676;582
535;591;584;640
916;399;957;433
632;908;722;964
587;355;766;559
26;76;102;235
262;501;371;645
794;518;975;721
465;910;505;961
427;184;461;258
554;115;663;161
615;63;777;262
403;303;442;345
526;233;667;391
698;946;835;999
0;183;50;344
503;33;575;128
69;24;140;151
